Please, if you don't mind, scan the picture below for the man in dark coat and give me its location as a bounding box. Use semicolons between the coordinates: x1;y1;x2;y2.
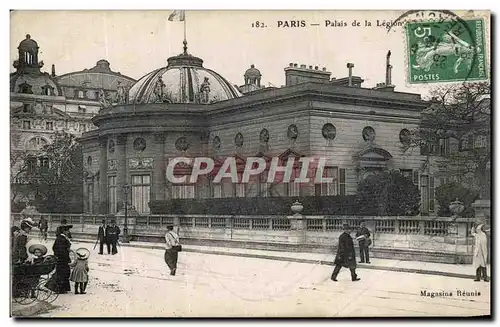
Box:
52;224;73;294
97;219;110;255
355;222;371;264
331;223;360;282
106;220;120;255
56;219;72;239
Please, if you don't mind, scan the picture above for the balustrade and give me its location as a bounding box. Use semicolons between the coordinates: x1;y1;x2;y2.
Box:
10;213;472;240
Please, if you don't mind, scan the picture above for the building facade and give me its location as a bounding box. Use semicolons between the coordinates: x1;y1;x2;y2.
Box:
10;34;136;207
80;44;438;216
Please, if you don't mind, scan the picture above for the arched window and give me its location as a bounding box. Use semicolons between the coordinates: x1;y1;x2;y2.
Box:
27;137;48;151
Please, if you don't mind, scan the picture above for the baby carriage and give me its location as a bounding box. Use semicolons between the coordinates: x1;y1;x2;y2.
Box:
12;255;59;305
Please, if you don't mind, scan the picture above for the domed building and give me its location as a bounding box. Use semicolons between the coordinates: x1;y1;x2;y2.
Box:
129;47;242;104
80;42;432;216
10;34;136;210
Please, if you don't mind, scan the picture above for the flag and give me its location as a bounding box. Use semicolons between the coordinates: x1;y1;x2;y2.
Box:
168;10;185;22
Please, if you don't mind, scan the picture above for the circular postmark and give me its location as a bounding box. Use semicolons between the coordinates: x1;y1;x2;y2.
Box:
387;10;486;84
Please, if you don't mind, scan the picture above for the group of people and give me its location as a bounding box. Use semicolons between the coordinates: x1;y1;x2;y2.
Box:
11;218;91;296
96;220;121;255
330;221;490;283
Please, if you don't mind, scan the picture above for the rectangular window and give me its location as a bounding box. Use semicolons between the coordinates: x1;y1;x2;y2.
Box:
258;171;269;197
213;183;222;198
27;158;37;174
412;170;419;186
23;104;30;113
172;185;196;199
221;179;234;198
467;135;474;149
79;124;86;132
322;167;338;196
339;168;346;195
131;175;151;214
23;121;31;129
439;138;449;155
429;176;435;212
420;175;429;214
108;176;117;214
475;135;487;148
39;157;49;171
87;183;94;213
46;122;53;130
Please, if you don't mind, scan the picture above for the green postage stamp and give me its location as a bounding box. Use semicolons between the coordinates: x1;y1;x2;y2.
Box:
406;18;488;84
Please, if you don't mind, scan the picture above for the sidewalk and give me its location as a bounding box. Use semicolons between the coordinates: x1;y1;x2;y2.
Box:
64;237;484;280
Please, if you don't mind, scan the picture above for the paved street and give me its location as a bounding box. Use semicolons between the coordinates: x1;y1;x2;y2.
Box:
33;241;490;318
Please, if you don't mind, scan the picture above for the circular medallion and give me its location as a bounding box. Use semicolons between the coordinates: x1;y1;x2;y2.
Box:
399;129;411;146
322;123;337;140
362;126;376;142
213;136;221;151
133;138;147;152
260;129;270;143
108;140;115;153
87;156;92;166
235;133;244;147
287;124;299;140
175;137;190;151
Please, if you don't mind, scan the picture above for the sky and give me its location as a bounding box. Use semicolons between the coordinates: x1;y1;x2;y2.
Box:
11;10;489;97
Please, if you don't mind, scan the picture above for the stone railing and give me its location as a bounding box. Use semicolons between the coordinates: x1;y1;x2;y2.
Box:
11;213;478;263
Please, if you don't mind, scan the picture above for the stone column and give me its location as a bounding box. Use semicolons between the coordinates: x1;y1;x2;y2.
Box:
287;213;307;244
98;137;108;214
115;134;127;211
153;132;166;201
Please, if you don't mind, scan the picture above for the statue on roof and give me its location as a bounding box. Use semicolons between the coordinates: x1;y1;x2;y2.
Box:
153;76;166;103
200;77;211;104
98;89;112;109
116;81;127;105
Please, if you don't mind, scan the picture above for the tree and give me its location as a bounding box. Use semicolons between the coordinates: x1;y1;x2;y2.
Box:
355;170;420;216
18;132;83;213
434;182;479;218
403;82;491;199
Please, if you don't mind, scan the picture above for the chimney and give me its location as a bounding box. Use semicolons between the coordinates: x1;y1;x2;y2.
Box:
51;64;56;77
386;50;392;86
284;63;331;86
347;63;354;87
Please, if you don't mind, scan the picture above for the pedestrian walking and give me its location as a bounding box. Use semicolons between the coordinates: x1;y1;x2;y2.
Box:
52;224;73;294
164;224;181;276
70;248;90;294
106;220;120;255
355;222;371;264
471;223;489;282
38;217;48;242
331;223;360;282
97;220;110;255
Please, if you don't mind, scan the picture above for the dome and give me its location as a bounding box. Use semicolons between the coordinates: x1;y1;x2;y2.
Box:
244;64;261;78
18;34;38;51
128;51;242;105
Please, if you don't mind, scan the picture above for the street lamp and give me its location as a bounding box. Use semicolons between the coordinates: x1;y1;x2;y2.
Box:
122;183;131;243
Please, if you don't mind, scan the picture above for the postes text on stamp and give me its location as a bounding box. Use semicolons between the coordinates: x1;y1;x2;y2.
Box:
406;18;487;84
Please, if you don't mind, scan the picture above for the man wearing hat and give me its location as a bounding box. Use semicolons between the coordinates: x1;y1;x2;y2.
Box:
331;223;360;282
106;220;120;255
97;219;110;255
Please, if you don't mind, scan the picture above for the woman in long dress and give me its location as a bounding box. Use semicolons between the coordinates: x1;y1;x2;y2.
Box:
52;225;73;293
471;224;489;282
